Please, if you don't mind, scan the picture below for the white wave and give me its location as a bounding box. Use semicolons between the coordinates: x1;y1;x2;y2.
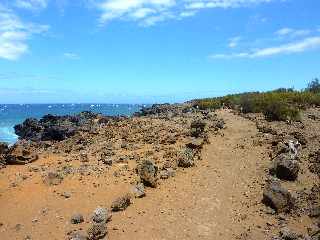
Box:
0;126;18;144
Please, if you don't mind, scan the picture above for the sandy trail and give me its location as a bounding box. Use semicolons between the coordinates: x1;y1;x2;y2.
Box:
0;110;273;239
109;109;271;240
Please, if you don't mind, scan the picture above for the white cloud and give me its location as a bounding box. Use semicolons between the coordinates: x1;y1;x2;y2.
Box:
275;27;311;38
0;4;49;60
15;0;48;11
228;36;241;48
179;11;196;18
64;52;80;60
210;36;320;59
98;0;175;25
185;0;274;9
95;0;278;26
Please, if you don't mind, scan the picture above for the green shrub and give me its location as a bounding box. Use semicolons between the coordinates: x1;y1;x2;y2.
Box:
195;99;222;110
306;78;320;93
193;79;320;121
263;100;300;121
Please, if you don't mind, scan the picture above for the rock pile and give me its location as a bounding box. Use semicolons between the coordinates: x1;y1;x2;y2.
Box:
254;108;320;240
14;111;101;142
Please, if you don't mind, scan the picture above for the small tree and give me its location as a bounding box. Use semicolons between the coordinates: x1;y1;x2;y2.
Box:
306;78;320;93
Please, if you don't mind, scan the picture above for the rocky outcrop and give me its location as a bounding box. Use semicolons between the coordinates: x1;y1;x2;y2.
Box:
5;142;38;165
14;111;100;142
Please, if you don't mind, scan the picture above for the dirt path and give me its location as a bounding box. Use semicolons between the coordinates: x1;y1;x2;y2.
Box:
108;110;272;240
0;110;275;239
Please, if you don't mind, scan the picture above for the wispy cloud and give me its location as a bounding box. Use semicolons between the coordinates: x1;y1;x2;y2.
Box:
228;36;241;48
275;27;311;38
14;0;48;11
94;0;279;26
63;52;80;60
0;4;49;60
185;0;274;10
210;36;320;59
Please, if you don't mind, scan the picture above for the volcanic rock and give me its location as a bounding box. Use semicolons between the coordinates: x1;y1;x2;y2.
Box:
131;183;145;198
6;143;38;165
136;160;158;187
70;213;84;224
270;154;300;181
111;194;131;212
92;207;111;224
87;222;107;240
262;179;295;213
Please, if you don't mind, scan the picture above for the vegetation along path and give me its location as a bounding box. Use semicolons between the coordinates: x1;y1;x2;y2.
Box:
108;109;272;240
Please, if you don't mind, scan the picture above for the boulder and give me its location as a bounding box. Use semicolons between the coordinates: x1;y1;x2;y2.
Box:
291;132;307;146
6;143;38;165
131;183;145;198
67;231;88;240
111;194;131;212
159;168;176;179
70;213;84;224
270;154;299;181
87;222;107;240
136;160;158;187
177;148;195;168
190;120;206;138
43;171;64;186
256;123;276;134
262;179;295;213
186;138;204;150
92;207;111;224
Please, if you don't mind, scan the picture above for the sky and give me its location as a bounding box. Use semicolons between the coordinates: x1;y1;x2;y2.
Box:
0;0;319;104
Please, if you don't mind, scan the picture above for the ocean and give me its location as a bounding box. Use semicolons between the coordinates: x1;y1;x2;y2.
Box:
0;104;145;144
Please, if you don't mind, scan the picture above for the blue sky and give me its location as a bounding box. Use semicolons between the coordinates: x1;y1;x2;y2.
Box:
0;0;319;103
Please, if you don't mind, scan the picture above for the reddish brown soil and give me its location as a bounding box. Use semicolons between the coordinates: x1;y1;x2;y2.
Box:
0;109;317;240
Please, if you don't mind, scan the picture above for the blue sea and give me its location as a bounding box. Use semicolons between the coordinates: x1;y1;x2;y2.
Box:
0;104;145;144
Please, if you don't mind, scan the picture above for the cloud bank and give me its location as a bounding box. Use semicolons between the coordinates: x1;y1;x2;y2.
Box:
0;4;49;60
210;36;320;59
94;0;278;26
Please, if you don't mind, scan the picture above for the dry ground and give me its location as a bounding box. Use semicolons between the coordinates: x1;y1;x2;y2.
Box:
0;109;311;240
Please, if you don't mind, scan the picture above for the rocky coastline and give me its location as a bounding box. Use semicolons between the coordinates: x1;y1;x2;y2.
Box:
0;103;319;240
0;103;225;239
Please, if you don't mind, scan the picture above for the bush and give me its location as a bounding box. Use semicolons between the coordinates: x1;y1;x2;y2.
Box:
193;79;320;121
306;78;320;93
195;99;222;110
263;100;300;121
